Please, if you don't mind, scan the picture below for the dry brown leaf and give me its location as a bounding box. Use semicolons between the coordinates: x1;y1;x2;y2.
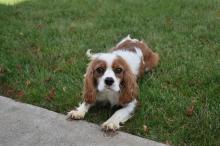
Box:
17;91;25;98
165;17;173;26
53;67;64;73
25;80;31;86
186;105;195;117
35;24;44;30
3;86;15;97
45;88;56;101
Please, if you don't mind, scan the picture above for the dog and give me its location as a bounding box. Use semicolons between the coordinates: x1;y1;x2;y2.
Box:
67;35;159;131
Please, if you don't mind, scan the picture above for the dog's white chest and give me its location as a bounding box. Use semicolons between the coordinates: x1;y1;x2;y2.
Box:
96;89;119;106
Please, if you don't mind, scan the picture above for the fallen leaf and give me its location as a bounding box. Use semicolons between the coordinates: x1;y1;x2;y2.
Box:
143;125;149;133
188;80;202;86
53;67;64;73
35;24;44;30
4;87;15;97
17;91;25;98
25;80;31;86
186;105;195;117
68;23;75;32
45;88;56;101
165;16;173;26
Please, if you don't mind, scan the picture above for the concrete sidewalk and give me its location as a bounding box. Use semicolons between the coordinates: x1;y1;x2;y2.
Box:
0;96;165;146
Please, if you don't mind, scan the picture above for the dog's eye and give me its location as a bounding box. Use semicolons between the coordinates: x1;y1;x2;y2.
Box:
114;68;123;74
96;67;105;74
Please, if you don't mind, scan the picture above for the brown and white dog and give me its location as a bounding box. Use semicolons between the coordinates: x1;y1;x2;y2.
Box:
67;35;159;131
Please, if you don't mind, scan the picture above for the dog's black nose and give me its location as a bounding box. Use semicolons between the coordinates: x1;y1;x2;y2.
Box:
104;77;114;86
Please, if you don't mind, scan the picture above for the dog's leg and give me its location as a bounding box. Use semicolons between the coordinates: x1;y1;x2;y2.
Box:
67;102;92;120
101;99;137;131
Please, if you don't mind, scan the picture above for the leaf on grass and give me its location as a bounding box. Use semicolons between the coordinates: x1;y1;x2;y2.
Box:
53;67;64;73
17;90;25;98
68;23;75;32
3;86;15;97
45;88;56;101
143;125;149;133
188;80;202;86
186;105;195;117
25;80;31;86
35;24;44;30
165;16;173;26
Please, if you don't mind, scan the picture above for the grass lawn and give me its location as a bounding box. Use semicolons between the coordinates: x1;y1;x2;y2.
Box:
0;0;220;145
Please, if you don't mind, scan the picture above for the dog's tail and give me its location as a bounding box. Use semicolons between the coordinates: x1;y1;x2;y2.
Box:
86;49;93;58
86;49;100;60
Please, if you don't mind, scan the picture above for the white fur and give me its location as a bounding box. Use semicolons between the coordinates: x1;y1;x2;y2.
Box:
116;34;139;47
96;54;120;92
97;53;116;66
97;89;119;106
113;49;142;76
96;47;143;91
101;99;137;131
86;49;93;58
67;102;92;119
97;67;121;92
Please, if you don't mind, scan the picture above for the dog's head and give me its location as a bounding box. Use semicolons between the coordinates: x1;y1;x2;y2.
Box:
83;50;138;105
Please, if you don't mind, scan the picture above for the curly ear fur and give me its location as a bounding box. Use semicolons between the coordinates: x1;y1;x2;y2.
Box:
119;69;138;105
83;62;97;104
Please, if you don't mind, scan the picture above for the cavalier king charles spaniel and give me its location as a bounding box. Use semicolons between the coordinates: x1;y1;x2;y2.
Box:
67;35;159;131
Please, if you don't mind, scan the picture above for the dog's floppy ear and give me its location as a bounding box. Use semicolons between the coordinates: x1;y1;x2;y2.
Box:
119;68;138;105
112;56;138;105
83;61;97;104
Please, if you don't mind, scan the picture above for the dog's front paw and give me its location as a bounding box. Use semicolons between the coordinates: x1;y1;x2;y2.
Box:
67;110;85;120
101;120;120;131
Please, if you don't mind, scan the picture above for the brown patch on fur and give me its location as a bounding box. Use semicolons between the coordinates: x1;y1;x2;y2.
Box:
83;59;106;104
112;57;138;105
112;39;159;77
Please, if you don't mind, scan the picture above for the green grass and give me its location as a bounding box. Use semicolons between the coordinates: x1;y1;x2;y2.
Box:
0;0;220;145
